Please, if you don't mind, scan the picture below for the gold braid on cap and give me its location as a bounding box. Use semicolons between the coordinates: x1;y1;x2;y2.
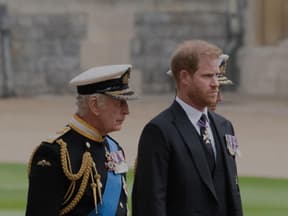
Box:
56;139;102;215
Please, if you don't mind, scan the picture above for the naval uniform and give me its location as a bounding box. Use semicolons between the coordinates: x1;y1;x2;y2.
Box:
26;114;128;216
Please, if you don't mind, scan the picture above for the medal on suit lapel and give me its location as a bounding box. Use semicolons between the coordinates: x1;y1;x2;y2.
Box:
225;134;241;157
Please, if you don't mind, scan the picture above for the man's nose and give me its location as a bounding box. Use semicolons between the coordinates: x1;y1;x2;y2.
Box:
121;100;129;115
212;74;219;87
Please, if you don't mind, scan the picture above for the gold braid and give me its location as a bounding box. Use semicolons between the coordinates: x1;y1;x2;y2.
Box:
58;139;92;181
56;139;95;215
60;161;91;215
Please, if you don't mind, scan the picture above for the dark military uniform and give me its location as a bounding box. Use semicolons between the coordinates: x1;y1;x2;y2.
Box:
26;115;128;216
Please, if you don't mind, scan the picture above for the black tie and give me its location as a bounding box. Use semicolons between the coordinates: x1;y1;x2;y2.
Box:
198;114;215;172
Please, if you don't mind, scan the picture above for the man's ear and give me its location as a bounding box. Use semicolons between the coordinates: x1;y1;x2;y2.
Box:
179;69;191;86
88;97;100;116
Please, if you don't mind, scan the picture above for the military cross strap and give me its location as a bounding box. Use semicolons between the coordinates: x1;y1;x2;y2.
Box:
197;113;215;173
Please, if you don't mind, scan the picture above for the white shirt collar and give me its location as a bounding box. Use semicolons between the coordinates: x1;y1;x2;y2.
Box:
175;96;209;131
175;97;216;157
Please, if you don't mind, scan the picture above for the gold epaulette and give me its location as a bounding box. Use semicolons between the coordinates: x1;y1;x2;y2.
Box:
44;126;71;144
27;126;70;175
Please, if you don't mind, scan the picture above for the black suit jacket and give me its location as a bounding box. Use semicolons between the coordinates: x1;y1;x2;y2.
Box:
132;101;242;216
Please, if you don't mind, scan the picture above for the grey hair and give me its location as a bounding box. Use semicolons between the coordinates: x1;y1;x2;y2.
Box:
76;94;106;116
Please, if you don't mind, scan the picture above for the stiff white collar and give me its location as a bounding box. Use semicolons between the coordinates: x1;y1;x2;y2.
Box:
69;114;104;142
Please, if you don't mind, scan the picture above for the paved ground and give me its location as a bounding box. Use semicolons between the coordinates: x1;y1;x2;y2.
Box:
0;93;287;178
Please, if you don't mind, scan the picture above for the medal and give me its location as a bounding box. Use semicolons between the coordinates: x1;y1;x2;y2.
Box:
225;134;241;157
114;161;129;174
105;148;128;174
105;151;116;171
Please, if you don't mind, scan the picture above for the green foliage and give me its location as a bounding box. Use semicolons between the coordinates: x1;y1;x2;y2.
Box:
0;163;27;210
126;169;135;211
239;176;288;216
1;164;288;216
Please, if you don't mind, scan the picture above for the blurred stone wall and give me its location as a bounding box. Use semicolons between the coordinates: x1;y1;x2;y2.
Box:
131;11;229;93
0;0;138;96
239;40;288;97
10;14;86;96
0;0;244;96
0;3;11;96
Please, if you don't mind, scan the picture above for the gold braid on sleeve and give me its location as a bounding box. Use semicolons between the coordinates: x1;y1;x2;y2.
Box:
56;139;96;216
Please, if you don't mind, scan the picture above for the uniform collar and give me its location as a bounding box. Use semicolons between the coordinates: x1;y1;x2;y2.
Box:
69;114;104;142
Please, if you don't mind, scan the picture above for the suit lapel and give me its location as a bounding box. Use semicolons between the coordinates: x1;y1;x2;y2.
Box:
209;112;236;193
170;102;218;201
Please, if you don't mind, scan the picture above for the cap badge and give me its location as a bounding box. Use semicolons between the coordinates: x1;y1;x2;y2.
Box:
122;70;130;85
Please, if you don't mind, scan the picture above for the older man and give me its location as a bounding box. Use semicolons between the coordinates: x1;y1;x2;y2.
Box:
26;64;136;216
